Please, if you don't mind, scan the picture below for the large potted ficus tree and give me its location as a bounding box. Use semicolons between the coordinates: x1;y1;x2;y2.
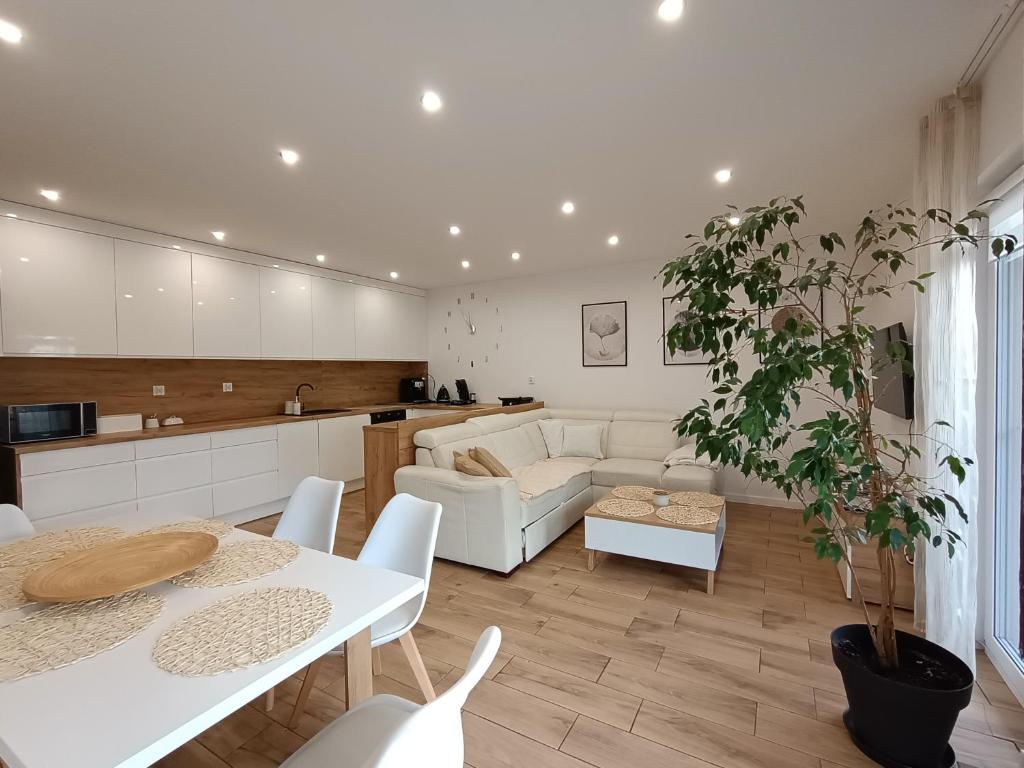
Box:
660;197;1016;768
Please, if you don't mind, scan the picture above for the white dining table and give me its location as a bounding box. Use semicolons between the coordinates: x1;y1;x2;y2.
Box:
0;526;424;768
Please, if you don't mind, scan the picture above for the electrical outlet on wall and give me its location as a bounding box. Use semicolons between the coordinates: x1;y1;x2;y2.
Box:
152;385;165;396
528;376;536;385
222;382;233;392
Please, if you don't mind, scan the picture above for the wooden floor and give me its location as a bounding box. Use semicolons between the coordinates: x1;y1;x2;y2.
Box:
156;492;1024;768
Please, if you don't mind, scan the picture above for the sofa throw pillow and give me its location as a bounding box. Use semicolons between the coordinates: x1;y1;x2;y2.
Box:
453;450;492;477
560;424;604;459
537;419;565;458
664;444;696;466
470;447;512;478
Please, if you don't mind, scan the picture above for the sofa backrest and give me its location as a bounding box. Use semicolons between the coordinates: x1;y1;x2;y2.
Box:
606;409;681;461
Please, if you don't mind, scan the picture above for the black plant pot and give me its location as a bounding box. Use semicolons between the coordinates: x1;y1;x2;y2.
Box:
831;624;973;768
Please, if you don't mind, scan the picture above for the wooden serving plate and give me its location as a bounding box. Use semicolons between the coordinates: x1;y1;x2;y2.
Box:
22;532;219;603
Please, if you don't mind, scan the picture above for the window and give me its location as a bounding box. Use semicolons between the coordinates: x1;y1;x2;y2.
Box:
992;174;1024;669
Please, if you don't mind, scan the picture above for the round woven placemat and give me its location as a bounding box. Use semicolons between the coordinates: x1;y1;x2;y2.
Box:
0;566;29;611
667;491;725;508
656;505;721;527
596;498;655;518
154;587;332;676
0;591;164;682
0;527;125;569
171;539;299;588
610;486;659;501
144;519;234;539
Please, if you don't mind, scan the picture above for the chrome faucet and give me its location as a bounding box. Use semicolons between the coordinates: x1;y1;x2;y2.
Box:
295;382;315;406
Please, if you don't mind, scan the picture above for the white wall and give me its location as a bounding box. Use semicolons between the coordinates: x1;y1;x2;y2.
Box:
978;17;1024;191
427;259;800;504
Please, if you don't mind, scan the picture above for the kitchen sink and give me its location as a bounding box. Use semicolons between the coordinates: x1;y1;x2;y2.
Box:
297;408;352;415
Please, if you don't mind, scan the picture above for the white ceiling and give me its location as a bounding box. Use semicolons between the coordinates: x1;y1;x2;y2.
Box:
0;1;1001;289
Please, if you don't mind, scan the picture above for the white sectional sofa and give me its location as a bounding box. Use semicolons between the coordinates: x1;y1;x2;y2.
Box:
393;408;720;573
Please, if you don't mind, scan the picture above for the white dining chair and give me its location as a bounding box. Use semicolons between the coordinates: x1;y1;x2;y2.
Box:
0;504;35;544
288;493;443;726
266;476;344;710
273;477;345;553
281;626;500;768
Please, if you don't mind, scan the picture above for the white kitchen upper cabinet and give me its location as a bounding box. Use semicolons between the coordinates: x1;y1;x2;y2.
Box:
114;240;194;357
318;414;371;482
391;292;427;360
312;277;356;359
0;218;117;355
192;254;260;358
353;285;393;359
260;267;312;359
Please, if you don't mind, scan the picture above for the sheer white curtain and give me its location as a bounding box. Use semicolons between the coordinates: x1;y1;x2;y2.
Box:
913;87;981;672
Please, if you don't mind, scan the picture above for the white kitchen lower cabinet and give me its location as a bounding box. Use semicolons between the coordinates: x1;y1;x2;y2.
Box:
212;471;280;517
33;501;139;532
211;440;278;482
137;486;214;523
19;442;135;476
318;414;371;483
136;451;213;498
20;461;138;522
277;421;319;497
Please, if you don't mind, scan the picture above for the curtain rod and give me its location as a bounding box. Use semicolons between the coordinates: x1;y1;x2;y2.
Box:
958;0;1023;89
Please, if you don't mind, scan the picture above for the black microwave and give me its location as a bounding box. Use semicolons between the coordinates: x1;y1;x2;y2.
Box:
0;402;98;444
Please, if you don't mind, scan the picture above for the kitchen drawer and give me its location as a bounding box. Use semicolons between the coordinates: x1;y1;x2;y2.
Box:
212;440;277;482
138;486;213;523
212;471;280;516
210;426;277;449
136;450;212;498
20;442;135;476
33;501;138;532
134;433;211;460
21;462;138;521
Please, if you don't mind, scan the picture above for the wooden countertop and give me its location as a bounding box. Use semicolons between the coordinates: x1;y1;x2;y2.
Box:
3;402;500;454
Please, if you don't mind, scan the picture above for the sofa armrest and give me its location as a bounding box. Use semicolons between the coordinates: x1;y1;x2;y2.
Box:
393;466;524;573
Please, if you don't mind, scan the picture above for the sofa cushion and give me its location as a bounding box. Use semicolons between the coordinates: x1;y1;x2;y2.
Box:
561;424;604;459
591;457;665;488
661;464;719;493
414;422;483;449
470;447;512;477
538;420;565;457
487;427;538;470
520;421;549;462
454;451;491;477
607;418;680;461
430;433;495;470
515;459;595;526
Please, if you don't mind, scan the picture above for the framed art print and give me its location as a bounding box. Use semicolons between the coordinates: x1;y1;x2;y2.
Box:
582;301;627;366
663;296;711;365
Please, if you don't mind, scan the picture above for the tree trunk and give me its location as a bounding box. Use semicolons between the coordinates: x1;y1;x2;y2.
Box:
873;546;900;668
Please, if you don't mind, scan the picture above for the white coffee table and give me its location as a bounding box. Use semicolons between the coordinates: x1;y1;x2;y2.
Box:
584;490;726;594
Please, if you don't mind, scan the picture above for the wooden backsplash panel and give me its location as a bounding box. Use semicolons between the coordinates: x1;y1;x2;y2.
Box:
0;358;427;424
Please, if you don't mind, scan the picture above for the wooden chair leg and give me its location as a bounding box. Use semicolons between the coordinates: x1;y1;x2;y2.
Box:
372;645;383;675
288;657;324;728
264;687;275;711
398;632;436;702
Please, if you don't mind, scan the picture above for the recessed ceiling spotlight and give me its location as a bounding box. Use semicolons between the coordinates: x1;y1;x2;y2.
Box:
315;254;326;262
211;230;226;241
40;189;60;202
657;0;685;23
18;257;29;263
4;213;17;218
728;215;741;226
278;148;300;165
511;251;521;261
389;271;399;279
421;90;443;113
561;201;576;215
123;294;133;299
272;264;280;268
171;244;181;249
607;234;620;246
449;224;461;236
460;260;471;269
714;168;732;184
0;18;23;44
157;287;165;292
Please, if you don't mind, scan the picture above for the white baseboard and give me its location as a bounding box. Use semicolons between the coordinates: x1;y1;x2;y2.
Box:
725;492;803;510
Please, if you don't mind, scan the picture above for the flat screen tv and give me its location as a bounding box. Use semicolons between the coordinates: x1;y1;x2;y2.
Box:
872;322;914;419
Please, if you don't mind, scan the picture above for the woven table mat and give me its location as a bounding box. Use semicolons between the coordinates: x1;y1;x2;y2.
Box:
610;486;659;502
656;505;721;527
0;591;164;682
0;527;125;569
0;566;29;611
667;491;725;508
154;587;332;676
595;498;655;518
144;519;234;539
171;539;299;588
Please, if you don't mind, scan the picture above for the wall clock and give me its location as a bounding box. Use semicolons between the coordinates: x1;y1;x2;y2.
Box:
444;291;502;369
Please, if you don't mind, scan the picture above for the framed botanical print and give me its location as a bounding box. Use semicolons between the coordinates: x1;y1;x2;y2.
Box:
758;287;825;362
663;296;711;365
582;301;627;366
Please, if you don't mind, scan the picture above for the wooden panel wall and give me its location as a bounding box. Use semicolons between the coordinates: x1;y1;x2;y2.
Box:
0;358;427;424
